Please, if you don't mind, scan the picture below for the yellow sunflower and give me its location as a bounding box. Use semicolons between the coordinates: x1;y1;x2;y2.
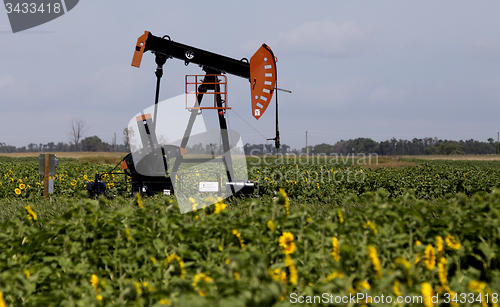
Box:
337;209;344;223
393;279;402;296
421;282;435;307
25;206;37;220
367;246;382;278
424;244;436;271
438;257;448;286
267;220;276;231
278;188;290;215
193;273;211;296
445;235;461;250
331;237;340;261
326;270;344;281
0;291;6;307
214;201;227;214
233;229;246;249
279;232;296;255
285;255;298;285
165;254;186;279
436;236;444;257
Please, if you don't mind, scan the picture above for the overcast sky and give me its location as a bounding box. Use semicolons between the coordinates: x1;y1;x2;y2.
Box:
1;1;500;150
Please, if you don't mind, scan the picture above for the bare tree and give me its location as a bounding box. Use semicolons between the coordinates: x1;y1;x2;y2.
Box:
123;128;131;152
112;132;117;152
68;118;89;152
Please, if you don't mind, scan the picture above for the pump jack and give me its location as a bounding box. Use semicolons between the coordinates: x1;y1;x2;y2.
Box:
87;31;279;199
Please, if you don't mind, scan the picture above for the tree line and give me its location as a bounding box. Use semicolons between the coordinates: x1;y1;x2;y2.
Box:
304;137;500;156
0;136;129;153
2;136;498;155
0;119;132;153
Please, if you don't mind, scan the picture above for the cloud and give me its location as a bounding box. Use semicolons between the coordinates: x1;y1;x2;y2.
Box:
479;77;500;90
250;20;374;58
83;64;149;108
292;78;410;114
368;86;407;105
0;37;14;56
1;63;149;115
35;64;150;112
467;36;500;61
0;75;40;110
59;39;85;50
294;77;369;107
0;75;16;88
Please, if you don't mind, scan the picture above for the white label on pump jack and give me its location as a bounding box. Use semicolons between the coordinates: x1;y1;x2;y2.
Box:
199;182;219;192
254;109;260;116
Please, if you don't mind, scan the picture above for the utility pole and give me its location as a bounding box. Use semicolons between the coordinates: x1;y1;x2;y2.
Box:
497;132;499;155
306;131;308;156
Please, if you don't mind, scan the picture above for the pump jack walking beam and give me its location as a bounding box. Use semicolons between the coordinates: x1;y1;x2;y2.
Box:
132;31;277;120
133;31;250;78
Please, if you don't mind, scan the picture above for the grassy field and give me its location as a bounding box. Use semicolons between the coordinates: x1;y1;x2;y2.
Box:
3;151;498;166
0;151;125;165
1;154;500;306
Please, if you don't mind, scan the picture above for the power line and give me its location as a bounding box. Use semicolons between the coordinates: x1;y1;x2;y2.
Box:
230;110;268;141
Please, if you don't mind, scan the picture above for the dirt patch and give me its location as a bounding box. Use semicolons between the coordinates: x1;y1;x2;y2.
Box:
399;155;500;161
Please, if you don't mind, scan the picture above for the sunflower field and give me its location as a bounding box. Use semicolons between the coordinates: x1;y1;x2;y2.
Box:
1;155;500;306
